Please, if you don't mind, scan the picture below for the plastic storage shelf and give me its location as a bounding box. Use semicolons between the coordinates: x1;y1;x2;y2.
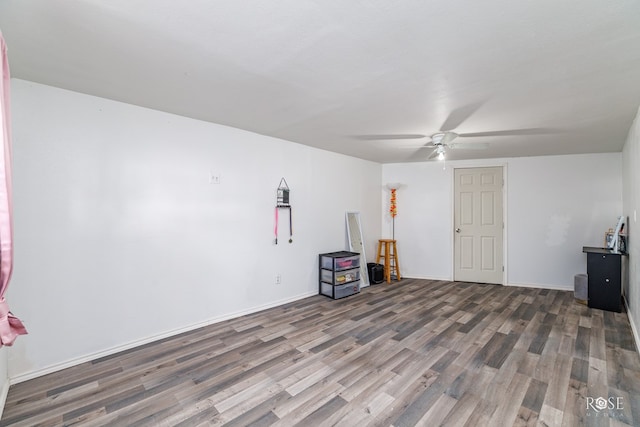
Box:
320;252;360;271
319;251;361;299
320;267;360;284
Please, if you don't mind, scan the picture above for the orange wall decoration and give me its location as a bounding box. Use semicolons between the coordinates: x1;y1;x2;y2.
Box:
390;188;397;218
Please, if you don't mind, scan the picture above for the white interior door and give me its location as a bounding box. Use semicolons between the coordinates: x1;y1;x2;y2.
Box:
454;167;504;284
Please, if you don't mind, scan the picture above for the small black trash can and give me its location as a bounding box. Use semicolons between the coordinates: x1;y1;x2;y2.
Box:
367;263;384;284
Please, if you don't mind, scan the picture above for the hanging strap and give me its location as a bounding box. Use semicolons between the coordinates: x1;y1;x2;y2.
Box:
274;206;293;244
288;207;293;242
274;206;279;244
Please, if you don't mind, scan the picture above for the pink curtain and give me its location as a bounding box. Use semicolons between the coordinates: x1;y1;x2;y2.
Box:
0;31;27;346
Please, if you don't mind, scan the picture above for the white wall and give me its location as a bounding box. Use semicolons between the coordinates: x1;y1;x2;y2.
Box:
382;153;623;288
0;347;7;418
508;155;622;287
7;79;381;381
622;106;640;349
380;163;454;281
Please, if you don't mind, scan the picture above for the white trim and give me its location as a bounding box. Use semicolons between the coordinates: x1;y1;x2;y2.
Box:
449;165;455;281
624;295;640;354
505;282;574;291
10;291;317;385
400;275;452;281
502;163;509;286
394;277;573;291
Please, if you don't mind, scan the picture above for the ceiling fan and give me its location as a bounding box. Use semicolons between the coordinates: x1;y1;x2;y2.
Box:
419;131;490;160
353;102;558;160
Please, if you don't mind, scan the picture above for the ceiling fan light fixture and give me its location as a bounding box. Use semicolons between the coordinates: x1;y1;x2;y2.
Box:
437;151;445;161
431;133;445;145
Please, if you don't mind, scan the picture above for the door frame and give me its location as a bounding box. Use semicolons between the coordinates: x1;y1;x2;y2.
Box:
451;163;508;285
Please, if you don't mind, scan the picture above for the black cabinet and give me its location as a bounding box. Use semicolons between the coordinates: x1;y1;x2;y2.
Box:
583;246;627;312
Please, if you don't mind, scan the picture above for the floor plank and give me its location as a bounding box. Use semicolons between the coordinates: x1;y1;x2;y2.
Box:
1;279;639;426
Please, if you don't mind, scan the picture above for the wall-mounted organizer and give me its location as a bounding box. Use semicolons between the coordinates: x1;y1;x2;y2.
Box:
276;177;290;207
319;251;361;299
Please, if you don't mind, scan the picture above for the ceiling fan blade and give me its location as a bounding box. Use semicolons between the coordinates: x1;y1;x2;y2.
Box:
458;128;559;138
449;142;489;150
352;134;427;140
426;148;439;160
440;101;484;132
441;132;459;145
396;144;436;149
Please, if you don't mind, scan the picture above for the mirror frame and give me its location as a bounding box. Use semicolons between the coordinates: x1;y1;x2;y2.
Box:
346;211;370;286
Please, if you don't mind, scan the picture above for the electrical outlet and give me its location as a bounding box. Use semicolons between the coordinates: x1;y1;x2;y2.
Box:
209;173;221;184
275;274;281;284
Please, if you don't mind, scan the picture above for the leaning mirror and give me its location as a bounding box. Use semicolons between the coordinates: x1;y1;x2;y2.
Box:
346;211;370;286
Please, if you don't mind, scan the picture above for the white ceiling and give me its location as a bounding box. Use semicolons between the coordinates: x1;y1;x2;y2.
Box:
1;0;639;163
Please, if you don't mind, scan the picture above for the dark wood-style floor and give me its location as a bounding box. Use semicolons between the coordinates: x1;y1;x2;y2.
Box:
1;279;639;426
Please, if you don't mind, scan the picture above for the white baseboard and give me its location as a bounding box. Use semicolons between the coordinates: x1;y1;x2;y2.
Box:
10;291;317;385
405;277;574;291
400;275;452;281
505;282;574;291
623;295;640;354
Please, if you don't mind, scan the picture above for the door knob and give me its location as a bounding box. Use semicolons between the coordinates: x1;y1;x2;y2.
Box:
455;228;461;233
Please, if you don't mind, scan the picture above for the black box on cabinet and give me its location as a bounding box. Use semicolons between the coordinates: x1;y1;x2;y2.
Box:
367;263;384;284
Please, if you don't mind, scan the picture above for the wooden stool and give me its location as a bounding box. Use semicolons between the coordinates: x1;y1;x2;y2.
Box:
376;239;401;283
